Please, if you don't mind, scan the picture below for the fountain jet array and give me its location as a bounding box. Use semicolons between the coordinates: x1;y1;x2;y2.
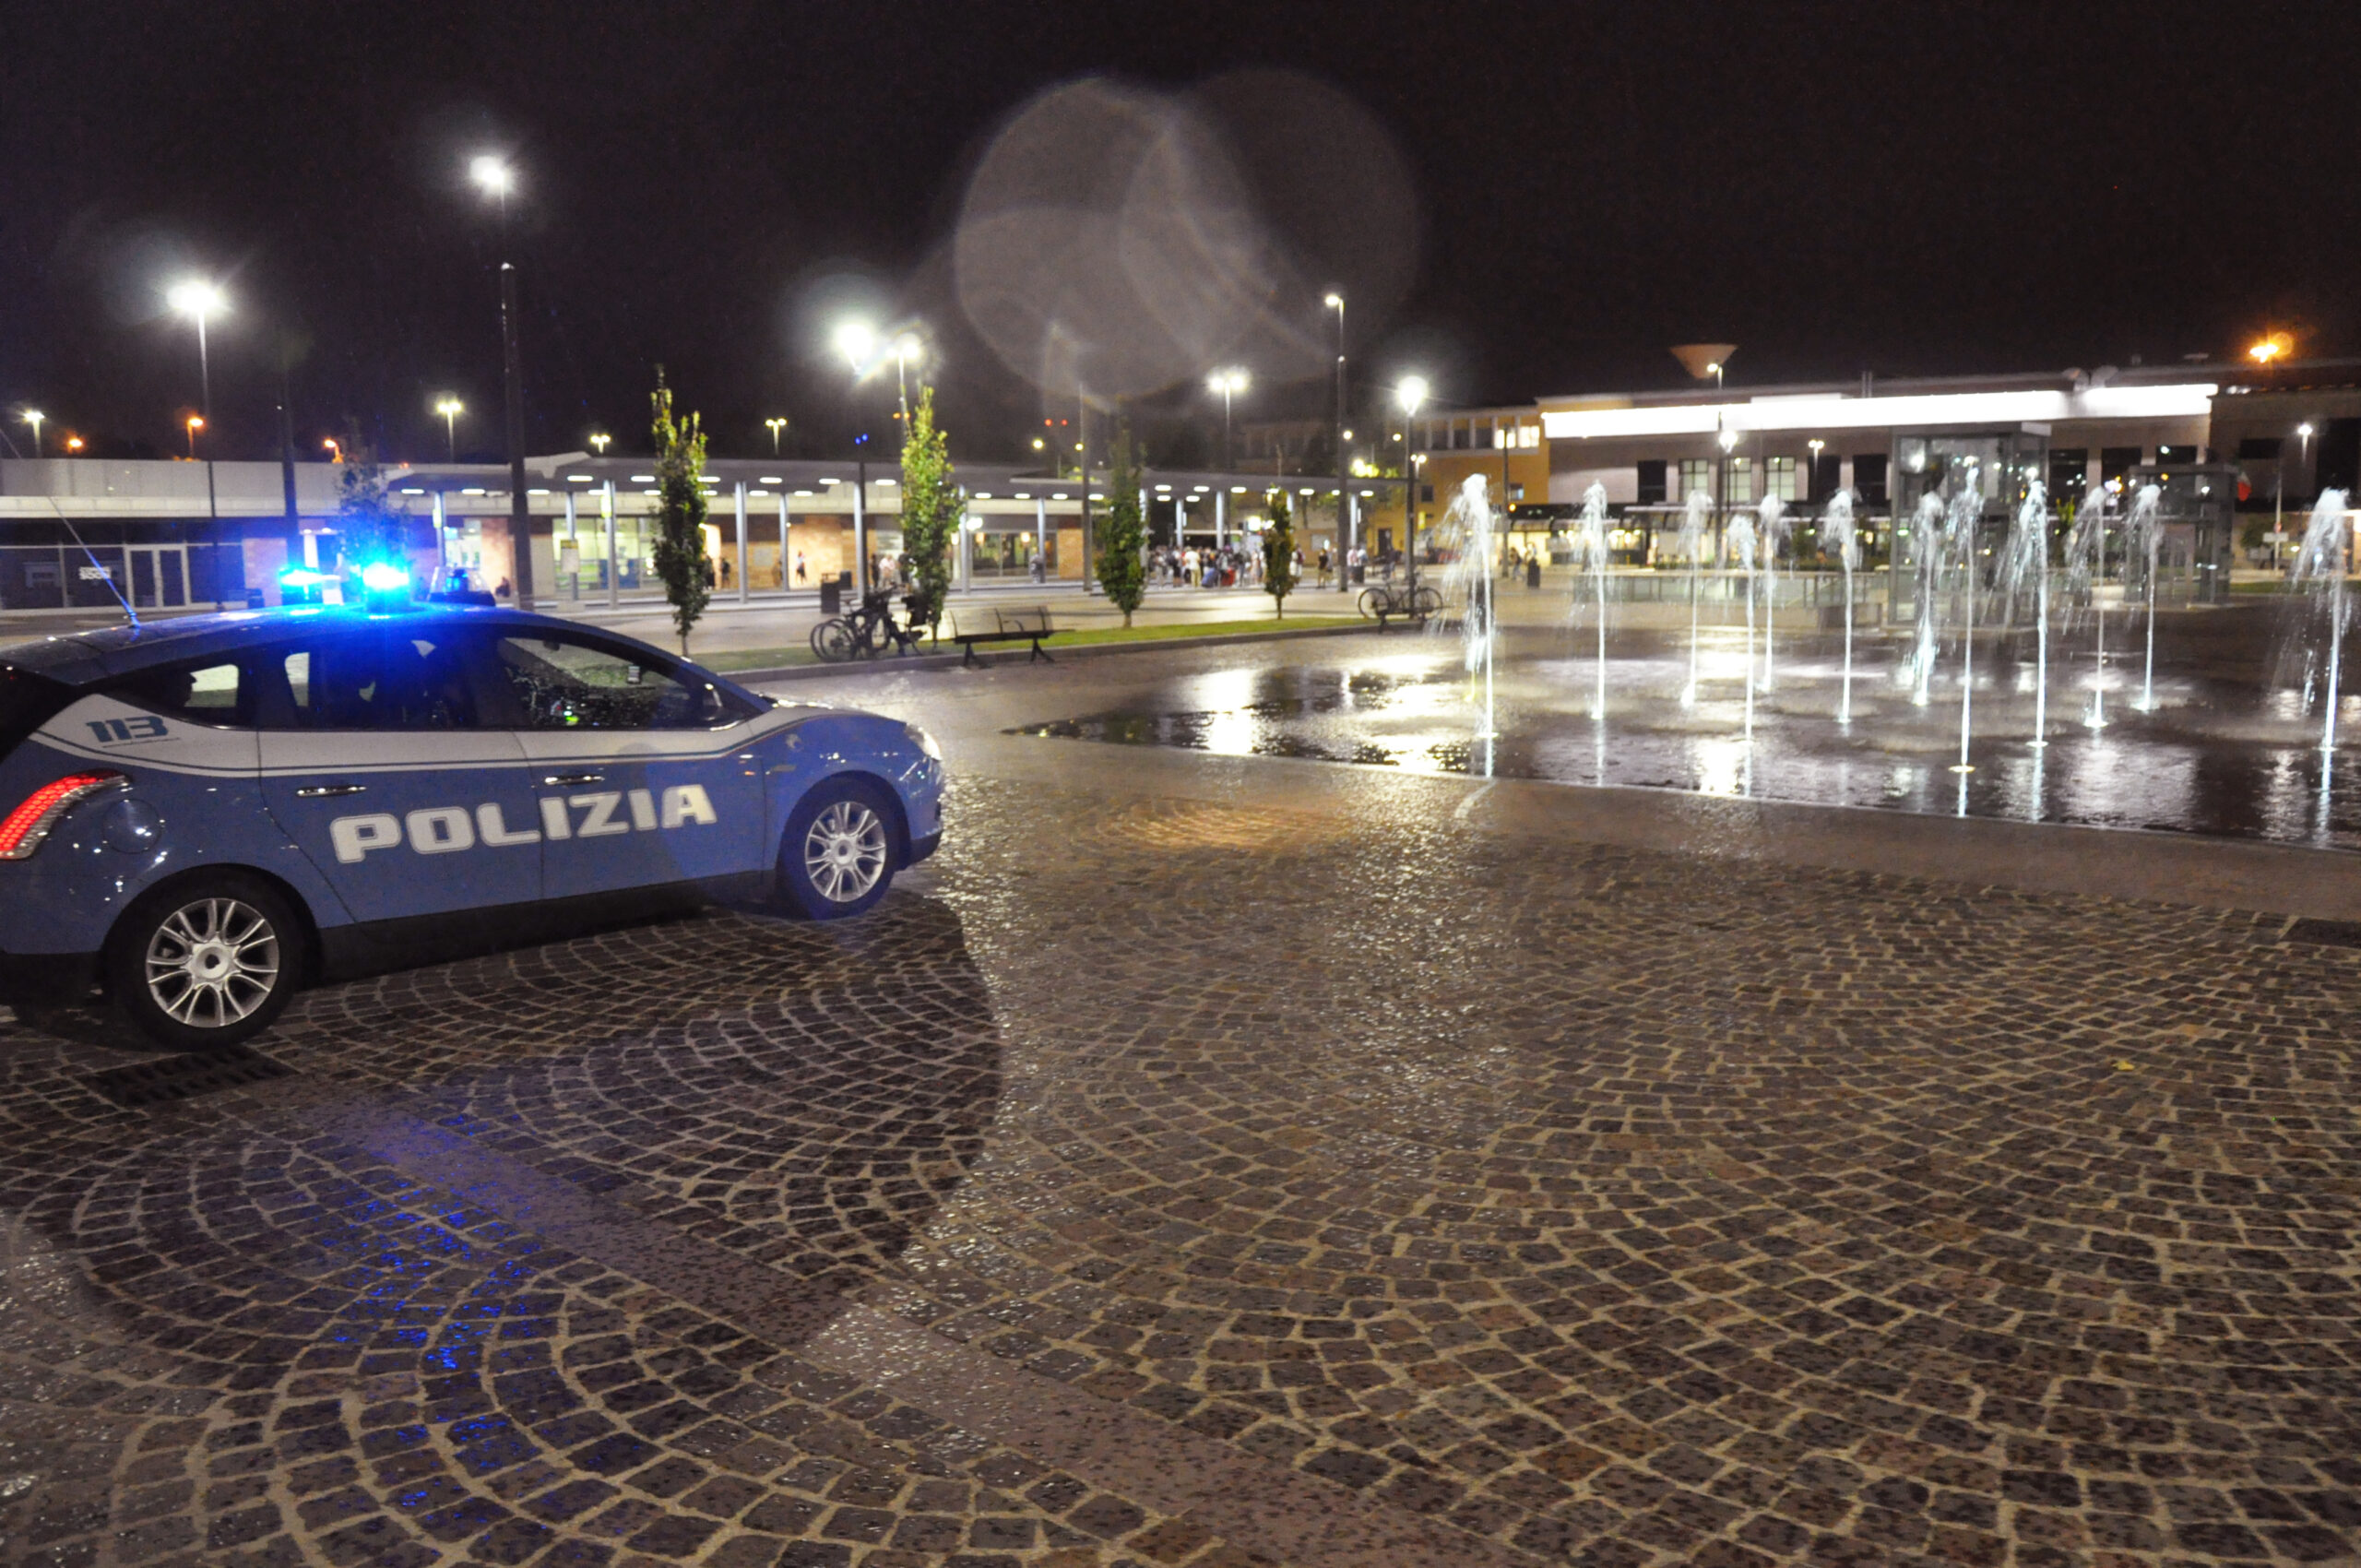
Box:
1573;483;1611;719
1436;474;1500;762
2123;482;2164;711
1756;496;1790;693
1999;481;2051;746
1818;489;1860;724
1678;489;1712;707
2290;489;2353;757
2066;487;2113;729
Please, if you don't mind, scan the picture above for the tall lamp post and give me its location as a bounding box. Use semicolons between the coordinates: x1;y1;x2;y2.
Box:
1208;368;1250;471
167;279;227;606
1397;375;1429;590
435;397;464;462
892;335;921;426
19;410;42;458
472;155;534;610
1325;293;1348;591
834;320;877;596
765;417;787;457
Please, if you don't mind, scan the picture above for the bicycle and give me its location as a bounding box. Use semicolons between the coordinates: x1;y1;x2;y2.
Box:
811;589;926;662
1357;579;1442;627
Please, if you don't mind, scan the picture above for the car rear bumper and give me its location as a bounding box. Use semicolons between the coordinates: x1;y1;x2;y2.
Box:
0;949;101;1008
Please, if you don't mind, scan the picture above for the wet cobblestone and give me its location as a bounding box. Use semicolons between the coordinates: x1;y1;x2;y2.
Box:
0;766;2356;1566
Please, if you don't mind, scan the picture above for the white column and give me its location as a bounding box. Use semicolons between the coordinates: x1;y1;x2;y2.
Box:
958;514;972;591
603;481;618;608
1036;498;1048;576
734;481;749;603
432;491;447;587
564;490;578;600
1216;490;1227;550
779;493;790;592
852;475;867;594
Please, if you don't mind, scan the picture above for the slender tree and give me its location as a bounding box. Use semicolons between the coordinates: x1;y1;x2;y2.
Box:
1097;425;1147;626
899;387;961;638
332;421;406;576
1262;488;1299;618
648;370;711;652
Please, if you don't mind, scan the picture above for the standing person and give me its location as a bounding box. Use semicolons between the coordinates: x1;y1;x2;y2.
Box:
794;551;807;584
1316;546;1331;588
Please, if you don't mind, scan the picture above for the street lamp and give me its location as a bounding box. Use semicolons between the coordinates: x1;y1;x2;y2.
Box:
434;397;464;462
1808;437;1825;502
588;432;611;456
892;334;922;425
2249;333;2292;366
470;153;534;609
1397;375;1429;589
765;417;787;457
185;415;205;459
167;278;229;602
1325;293;1349;592
834;319;879;594
1208;367;1250;470
19;410;42;458
322;436;340;461
1707;360;1726;392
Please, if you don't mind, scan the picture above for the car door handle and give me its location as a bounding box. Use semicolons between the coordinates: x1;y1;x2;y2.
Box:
294;783;368;798
543;772;605;786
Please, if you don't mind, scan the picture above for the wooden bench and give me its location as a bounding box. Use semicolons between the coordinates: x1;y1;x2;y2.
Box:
945;605;1058;668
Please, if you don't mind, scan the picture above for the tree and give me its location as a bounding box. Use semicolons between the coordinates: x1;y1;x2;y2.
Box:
1262;488;1299;618
899;387;961;639
333;421;406;576
1097;425;1147;626
648;371;711;653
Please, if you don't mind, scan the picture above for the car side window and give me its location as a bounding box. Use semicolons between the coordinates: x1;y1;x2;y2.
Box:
107;659;245;727
492;634;750;731
261;633;484;731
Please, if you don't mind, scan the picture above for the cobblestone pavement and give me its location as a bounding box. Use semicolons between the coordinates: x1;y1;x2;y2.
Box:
2;733;2358;1565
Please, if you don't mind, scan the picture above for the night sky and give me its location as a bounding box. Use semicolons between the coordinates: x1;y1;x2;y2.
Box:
3;1;2353;469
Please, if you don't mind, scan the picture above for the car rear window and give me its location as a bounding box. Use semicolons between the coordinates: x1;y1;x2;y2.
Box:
0;662;77;762
107;659;246;726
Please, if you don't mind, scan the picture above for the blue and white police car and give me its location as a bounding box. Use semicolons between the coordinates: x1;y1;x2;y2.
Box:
0;604;943;1049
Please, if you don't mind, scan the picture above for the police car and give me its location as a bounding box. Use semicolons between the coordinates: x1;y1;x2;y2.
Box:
0;605;943;1049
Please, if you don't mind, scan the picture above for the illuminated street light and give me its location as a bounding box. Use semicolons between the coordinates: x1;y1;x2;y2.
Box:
19;410;42;458
434;397;464;462
892;334;922;424
2249;331;2293;366
832;320;881;593
765;417;787;457
834;320;877;374
184;415;205;459
64;435;83;454
1395;376;1430;589
1208;367;1251;469
588;432;611;455
322;436;340;461
470;153;534;608
469;155;514;202
1325;294;1349;590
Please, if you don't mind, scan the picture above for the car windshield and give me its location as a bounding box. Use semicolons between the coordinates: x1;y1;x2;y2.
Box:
0;662;76;763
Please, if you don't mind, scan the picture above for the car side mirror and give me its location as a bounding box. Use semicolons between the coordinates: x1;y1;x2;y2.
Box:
764;694;783;708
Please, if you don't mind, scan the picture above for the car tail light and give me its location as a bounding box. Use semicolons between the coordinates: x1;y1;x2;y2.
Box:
0;771;127;860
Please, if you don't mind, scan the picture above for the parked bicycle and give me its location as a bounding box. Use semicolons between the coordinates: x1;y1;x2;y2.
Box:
1357;578;1442;627
811;589;927;662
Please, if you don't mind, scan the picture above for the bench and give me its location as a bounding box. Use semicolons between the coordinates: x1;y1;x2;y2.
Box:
945;605;1058;668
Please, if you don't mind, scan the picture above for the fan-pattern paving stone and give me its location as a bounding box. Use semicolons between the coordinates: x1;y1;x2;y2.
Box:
0;767;2355;1568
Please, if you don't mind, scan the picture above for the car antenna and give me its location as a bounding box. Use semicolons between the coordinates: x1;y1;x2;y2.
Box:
0;428;139;627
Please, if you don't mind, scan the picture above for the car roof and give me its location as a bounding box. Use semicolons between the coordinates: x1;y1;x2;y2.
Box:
0;604;746;694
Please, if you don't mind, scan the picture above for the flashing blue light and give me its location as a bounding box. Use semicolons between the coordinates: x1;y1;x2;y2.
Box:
279;566;334;588
361;563;410;592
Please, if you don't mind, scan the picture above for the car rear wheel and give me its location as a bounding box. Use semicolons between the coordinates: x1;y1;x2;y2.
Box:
777;776;896;920
106;874;304;1051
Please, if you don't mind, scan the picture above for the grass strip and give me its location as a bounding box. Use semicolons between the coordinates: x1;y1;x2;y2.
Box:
700;614;1361;672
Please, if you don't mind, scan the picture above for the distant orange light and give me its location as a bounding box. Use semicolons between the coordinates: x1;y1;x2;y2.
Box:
65;435;83;452
185;415;205;430
2249;331;2294;364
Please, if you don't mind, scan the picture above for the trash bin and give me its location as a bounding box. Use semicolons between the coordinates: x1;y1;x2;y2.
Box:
1349;563;1365;585
819;579;841;615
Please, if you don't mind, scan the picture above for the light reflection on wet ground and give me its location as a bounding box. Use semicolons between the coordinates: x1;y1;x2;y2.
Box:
1016;624;2361;849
